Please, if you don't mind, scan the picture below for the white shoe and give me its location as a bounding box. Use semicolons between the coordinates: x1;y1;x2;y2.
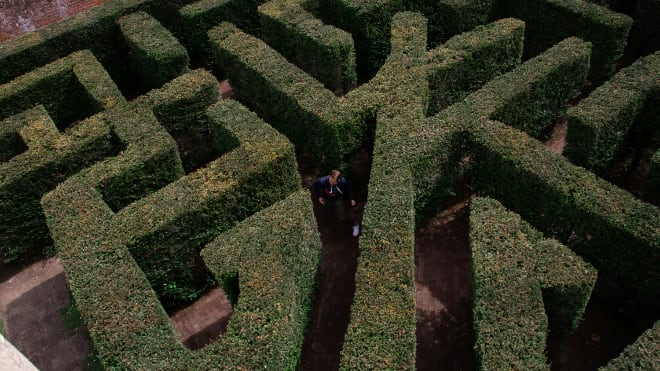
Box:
352;224;360;237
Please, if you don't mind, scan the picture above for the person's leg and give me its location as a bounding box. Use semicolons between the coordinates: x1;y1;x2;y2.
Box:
334;199;351;224
335;199;360;236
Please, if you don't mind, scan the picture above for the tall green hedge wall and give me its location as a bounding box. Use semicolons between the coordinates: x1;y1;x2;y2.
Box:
117;11;190;89
42;91;303;367
340;12;428;369
197;189;320;369
643;149;660;206
1;0;658;369
601;320;660;370
497;0;632;84
632;0;660;55
427;17;524;115
259;0;357;94
470;197;596;369
0;50;125;264
565;50;660;174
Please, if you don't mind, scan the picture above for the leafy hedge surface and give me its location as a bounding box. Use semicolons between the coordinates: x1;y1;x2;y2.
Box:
318;0;408;79
427;17;525;115
411;36;591;217
470;197;596;370
117;11;190;89
208;19;398;170
0;50;125;264
1;1;656;369
178;0;235;67
498;0;632;84
339;12;427;370
0;0;196;91
469;119;660;314
120;74;297;309
339;16;599;369
0;50;123;127
209;14;528;172
633;0;660;55
41;104;188;369
483;36;590;139
407;111;659;369
42;92;300;368
643;150;660;206
177;0;267;71
565;51;660;174
259;0;357;94
414;0;496;46
209;21;352;168
197;190;320;369
602;320;660;370
401;33;656;368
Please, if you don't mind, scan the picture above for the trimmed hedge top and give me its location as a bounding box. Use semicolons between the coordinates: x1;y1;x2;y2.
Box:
0;1;657;369
42;82;301;367
470;196;596;369
565;50;660;173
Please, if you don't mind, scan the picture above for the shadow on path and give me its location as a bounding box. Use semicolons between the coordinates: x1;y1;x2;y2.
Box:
299;199;364;371
415;200;476;371
0;258;99;370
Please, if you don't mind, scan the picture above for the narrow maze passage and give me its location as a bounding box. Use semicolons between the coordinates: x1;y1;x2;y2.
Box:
415;200;475;370
299;197;363;370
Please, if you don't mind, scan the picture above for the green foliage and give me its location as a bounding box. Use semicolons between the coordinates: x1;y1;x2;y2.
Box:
178;0;234;68
59;299;85;331
437;36;591;140
41;89;301;367
643;149;660;206
209;21;355;168
197;190;320;369
469;119;660;314
565;51;660;174
0;51;125;264
117;11;190;89
406;30;657;370
470;197;596;369
0;50;123;128
1;1;657;369
412;0;497;46
412;36;592;221
601;320;660;370
497;0;632;84
259;0;357;94
632;0;660;55
0;0;191;91
219;271;240;306
319;0;408;79
340;12;428;370
427;17;525;115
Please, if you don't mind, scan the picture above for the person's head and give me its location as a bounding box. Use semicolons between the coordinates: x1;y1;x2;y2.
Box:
329;169;340;186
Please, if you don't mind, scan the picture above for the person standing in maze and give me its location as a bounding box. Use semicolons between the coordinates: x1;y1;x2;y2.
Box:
312;169;360;237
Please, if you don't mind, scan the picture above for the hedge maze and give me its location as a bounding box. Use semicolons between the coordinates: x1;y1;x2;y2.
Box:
0;0;658;369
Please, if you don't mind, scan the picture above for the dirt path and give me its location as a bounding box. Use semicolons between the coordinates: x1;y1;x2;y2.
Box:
0;258;96;370
545;120;568;154
415;200;475;370
299;201;363;370
170;288;232;350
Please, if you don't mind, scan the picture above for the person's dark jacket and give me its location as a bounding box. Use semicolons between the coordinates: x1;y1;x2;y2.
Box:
312;175;355;202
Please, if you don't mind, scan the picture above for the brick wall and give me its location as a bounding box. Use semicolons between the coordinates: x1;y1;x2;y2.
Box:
0;0;106;41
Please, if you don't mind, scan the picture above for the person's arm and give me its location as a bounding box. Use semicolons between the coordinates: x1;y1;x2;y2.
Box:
312;176;327;205
339;178;356;206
